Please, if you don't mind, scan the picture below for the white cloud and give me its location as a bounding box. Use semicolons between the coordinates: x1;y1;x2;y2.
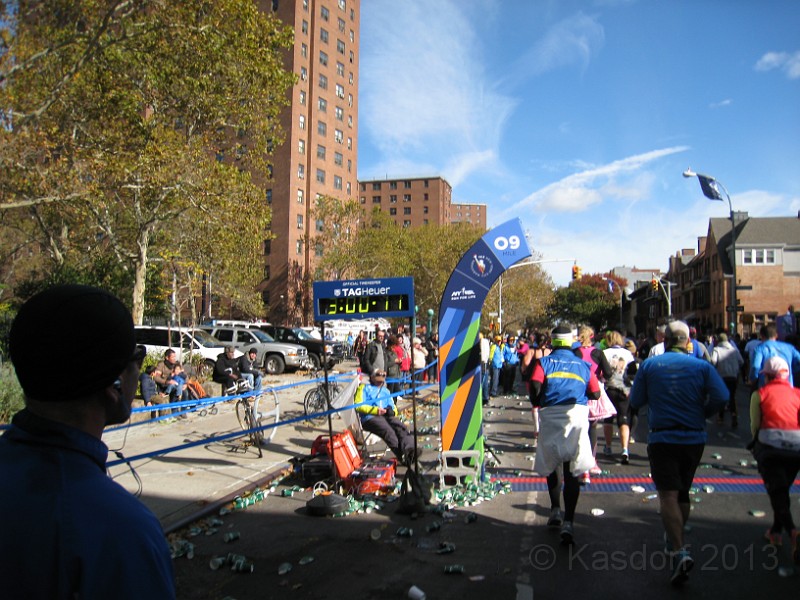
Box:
497;146;689;219
359;1;516;186
709;99;733;109
754;50;800;79
505;12;605;84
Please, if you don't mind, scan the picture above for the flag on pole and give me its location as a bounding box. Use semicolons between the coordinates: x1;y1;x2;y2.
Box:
697;174;723;201
607;280;615;293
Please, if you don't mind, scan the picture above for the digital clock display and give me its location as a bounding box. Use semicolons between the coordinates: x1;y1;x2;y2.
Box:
318;294;409;316
313;277;415;321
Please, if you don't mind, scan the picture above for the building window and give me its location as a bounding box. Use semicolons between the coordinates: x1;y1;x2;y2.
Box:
347;115;352;127
338;0;346;11
316;169;325;183
334;175;342;190
423;193;429;200
390;195;397;203
264;264;271;279
319;51;328;66
372;182;381;190
299;115;305;129
742;248;777;265
390;208;397;215
347;159;351;173
317;145;326;159
346;182;351;194
372;196;381;204
315;243;324;257
303;0;308;10
423;206;429;214
389;181;397;190
297;189;304;203
302;20;308;34
334;129;343;143
360;196;366;204
335;83;344;98
297;214;303;229
334;151;343;166
264;239;271;255
321;6;329;21
347;137;352;149
296;240;303;255
320;28;328;43
404;180;411;189
298;139;305;154
423;219;429;225
335;106;344;121
319;74;327;89
336;61;345;77
403;220;411;228
318;97;327;112
349;29;354;43
301;43;307;58
266;189;272;204
338;17;345;32
316;219;324;232
424;179;429;188
404;207;411;215
403;194;411;202
349;50;354;63
318;121;326;136
299;90;306;105
297;164;305;179
300;66;307;80
337;40;345;55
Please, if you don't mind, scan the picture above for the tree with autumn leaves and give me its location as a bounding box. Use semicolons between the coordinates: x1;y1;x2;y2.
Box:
547;272;628;332
0;0;295;322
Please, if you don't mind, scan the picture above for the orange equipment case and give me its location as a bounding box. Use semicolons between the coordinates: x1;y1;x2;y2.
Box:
310;431;396;495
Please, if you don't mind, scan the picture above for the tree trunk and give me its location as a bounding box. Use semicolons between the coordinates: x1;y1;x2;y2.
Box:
131;228;150;324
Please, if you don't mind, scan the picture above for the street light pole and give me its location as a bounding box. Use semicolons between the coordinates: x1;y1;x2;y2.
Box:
683;168;737;336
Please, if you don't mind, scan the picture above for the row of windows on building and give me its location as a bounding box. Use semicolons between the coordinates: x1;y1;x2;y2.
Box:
360;180;430;191
361;194;430;203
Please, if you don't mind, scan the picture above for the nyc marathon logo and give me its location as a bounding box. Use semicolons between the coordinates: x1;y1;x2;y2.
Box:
470;254;494;278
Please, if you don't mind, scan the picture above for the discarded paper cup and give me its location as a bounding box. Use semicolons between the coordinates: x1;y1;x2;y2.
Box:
408;585;426;600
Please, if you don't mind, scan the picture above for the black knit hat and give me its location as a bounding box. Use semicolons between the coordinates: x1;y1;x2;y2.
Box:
10;285;135;401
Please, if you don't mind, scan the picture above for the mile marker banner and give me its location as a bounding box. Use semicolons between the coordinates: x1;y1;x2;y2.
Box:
438;218;531;453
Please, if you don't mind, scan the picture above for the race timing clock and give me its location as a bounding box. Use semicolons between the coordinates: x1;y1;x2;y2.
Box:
313;277;415;321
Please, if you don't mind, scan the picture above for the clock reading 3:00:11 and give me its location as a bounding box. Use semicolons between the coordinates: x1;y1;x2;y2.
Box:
319;294;409;316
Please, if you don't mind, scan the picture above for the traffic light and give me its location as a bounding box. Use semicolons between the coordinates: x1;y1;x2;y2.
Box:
572;265;582;280
651;278;659;291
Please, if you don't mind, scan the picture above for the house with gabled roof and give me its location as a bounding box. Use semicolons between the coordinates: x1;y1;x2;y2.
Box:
665;212;800;338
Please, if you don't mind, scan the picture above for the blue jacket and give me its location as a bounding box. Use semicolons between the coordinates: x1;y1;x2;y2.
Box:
750;339;800;388
502;344;520;366
630;350;728;445
0;410;175;599
490;344;505;369
533;348;594;407
355;383;397;422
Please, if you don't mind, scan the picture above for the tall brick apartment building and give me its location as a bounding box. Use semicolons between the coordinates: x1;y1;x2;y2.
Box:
261;0;360;324
357;176;487;229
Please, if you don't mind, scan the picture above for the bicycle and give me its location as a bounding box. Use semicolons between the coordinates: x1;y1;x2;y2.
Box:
234;382;280;456
303;368;342;424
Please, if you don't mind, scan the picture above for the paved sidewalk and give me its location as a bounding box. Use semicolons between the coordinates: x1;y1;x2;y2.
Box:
105;364;438;532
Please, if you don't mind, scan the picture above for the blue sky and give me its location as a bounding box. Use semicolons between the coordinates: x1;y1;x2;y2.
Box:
357;0;800;287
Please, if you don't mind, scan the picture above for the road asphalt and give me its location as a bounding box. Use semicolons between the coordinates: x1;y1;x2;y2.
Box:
103;362;800;599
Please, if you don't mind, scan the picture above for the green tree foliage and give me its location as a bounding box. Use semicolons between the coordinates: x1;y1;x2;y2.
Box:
332;211;484;322
547;272;626;331
0;0;295;321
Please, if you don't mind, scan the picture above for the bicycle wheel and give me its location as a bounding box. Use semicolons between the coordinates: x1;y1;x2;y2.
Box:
246;405;265;449
235;399;248;431
303;387;327;423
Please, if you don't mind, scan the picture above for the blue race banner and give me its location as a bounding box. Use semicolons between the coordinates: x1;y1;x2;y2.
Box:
438;219;531;453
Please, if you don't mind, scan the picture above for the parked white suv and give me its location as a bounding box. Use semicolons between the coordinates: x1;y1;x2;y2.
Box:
134;325;241;376
201;326;308;375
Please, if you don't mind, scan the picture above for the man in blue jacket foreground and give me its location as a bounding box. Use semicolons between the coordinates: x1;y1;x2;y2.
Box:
631;320;728;587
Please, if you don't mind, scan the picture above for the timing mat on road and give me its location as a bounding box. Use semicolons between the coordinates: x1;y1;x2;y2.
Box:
492;475;800;494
